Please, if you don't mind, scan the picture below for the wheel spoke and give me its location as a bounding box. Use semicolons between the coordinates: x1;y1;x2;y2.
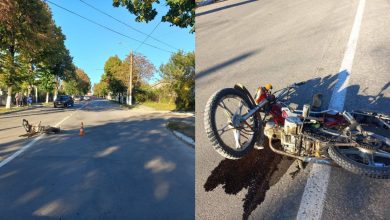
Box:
233;129;241;149
219;100;234;119
217;124;234;136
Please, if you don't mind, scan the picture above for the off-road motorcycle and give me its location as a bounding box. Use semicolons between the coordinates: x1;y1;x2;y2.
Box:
21;119;60;137
204;82;390;178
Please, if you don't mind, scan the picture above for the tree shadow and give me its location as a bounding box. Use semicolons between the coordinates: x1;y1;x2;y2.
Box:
196;49;262;80
0;115;194;219
196;0;258;17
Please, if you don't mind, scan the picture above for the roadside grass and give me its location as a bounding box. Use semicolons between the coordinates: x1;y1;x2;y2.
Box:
141;101;176;111
166;120;195;140
0;102;53;113
109;100;139;110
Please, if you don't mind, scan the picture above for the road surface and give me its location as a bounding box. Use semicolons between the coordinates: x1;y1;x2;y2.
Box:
0;100;194;219
196;0;390;219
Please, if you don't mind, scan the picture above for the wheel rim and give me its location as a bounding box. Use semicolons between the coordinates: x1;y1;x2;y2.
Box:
333;142;390;168
214;94;256;152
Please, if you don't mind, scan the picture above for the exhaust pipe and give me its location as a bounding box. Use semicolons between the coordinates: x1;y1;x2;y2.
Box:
268;138;333;165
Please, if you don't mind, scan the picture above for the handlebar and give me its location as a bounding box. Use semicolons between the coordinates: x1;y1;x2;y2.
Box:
273;81;306;101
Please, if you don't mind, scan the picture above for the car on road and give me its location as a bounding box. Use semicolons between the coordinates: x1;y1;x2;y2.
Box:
84;96;90;101
74;96;83;101
54;95;74;108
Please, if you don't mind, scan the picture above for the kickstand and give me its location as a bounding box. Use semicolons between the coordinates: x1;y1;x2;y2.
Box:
289;160;305;179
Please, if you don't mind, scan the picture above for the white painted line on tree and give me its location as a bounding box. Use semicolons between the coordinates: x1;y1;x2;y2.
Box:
296;0;366;219
0;102;90;169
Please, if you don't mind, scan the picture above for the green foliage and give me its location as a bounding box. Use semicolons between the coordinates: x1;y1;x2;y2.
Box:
0;0;52;87
99;52;156;98
0;0;78;107
61;67;90;95
93;81;108;97
37;70;56;92
112;0;195;31
160;50;194;111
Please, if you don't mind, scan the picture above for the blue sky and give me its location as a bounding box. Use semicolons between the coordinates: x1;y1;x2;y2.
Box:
47;0;194;86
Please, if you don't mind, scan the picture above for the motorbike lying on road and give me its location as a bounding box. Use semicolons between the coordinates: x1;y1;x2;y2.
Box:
204;82;390;179
21;119;60;138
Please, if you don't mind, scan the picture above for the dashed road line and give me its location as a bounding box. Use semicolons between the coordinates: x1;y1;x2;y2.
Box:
296;0;366;219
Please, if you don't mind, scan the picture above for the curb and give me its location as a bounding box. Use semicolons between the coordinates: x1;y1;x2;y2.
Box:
172;130;195;147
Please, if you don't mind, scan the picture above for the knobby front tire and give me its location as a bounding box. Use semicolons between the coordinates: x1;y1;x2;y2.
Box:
204;88;259;159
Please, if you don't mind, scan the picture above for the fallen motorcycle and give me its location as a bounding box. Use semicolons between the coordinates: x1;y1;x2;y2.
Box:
21;119;60;137
204;82;390;179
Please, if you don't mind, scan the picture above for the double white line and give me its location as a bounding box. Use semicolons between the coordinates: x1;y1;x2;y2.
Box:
296;0;366;219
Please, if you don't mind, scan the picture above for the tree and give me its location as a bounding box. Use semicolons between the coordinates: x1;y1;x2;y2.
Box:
112;0;195;32
93;81;108;97
37;69;56;103
0;0;52;108
100;52;156;103
62;67;91;96
75;68;91;95
160;50;194;110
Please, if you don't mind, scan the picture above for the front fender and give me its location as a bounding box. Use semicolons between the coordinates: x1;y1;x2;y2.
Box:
233;84;256;107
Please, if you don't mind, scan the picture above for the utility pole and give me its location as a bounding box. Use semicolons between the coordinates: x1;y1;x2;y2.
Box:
127;51;133;105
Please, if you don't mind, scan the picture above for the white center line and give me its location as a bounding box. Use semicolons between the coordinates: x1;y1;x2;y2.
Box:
296;0;366;219
0;102;90;169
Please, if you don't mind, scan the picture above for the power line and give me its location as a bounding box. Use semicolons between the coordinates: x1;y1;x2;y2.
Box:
45;0;174;54
135;21;161;52
79;0;178;51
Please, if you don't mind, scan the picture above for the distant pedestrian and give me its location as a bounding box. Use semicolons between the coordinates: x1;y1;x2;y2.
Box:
15;92;20;107
27;94;33;106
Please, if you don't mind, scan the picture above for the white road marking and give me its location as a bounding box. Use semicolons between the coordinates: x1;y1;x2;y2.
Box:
0;102;90;169
296;0;366;219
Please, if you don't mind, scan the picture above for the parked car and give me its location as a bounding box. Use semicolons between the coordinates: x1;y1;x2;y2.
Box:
54;95;74;108
74;96;83;101
84;96;90;101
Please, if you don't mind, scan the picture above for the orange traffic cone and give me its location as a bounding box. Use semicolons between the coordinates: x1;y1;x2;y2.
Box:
80;122;85;136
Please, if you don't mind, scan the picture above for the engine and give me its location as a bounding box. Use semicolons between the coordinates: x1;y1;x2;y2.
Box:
264;116;321;157
280;116;303;154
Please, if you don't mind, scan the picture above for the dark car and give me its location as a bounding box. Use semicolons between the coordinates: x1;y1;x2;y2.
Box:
54;95;74;108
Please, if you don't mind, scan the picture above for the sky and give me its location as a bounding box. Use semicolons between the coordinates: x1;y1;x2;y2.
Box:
47;0;194;86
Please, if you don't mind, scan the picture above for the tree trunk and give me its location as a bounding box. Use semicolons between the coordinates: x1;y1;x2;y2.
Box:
34;86;38;103
46;92;49;103
54;89;58;101
6;86;12;109
54;77;59;101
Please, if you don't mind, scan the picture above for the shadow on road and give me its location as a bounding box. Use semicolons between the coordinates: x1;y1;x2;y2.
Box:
196;0;258;17
0;114;194;219
196;49;262;80
204;140;294;220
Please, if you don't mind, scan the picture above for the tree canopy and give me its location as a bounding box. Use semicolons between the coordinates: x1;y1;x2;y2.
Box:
112;0;195;32
99;52;156;97
0;0;89;107
159;50;195;110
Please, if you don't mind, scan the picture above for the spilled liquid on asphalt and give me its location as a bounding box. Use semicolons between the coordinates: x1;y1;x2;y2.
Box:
204;140;294;220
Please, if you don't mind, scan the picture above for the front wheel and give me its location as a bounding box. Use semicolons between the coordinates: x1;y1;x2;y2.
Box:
328;139;390;179
204;88;260;159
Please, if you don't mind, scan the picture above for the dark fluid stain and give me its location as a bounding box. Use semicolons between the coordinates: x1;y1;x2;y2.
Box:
204;140;295;220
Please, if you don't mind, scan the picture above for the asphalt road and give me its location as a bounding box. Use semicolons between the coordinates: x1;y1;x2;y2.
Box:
196;0;390;219
0;100;194;219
